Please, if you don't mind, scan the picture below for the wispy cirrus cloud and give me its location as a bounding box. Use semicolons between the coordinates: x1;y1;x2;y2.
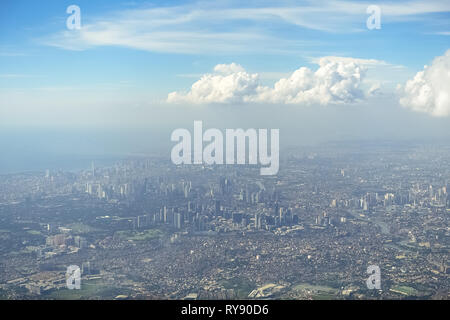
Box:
0;74;39;78
39;3;317;55
39;1;450;54
0;45;29;57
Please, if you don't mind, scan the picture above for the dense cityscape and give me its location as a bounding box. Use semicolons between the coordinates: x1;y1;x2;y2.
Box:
0;141;448;300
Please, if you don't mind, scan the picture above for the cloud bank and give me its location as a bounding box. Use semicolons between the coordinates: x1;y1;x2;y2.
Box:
399;50;450;117
167;57;382;105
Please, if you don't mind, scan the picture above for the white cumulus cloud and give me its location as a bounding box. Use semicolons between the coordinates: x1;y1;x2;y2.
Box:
254;57;367;105
167;57;374;105
167;63;260;104
399;50;450;117
213;63;246;74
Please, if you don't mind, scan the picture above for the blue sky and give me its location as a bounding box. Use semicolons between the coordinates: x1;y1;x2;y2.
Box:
0;0;449;131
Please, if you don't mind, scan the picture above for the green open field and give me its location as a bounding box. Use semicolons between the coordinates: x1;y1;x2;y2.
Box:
292;283;339;300
26;230;42;236
220;277;255;299
390;285;418;296
115;228;163;241
66;222;101;234
43;279;129;300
